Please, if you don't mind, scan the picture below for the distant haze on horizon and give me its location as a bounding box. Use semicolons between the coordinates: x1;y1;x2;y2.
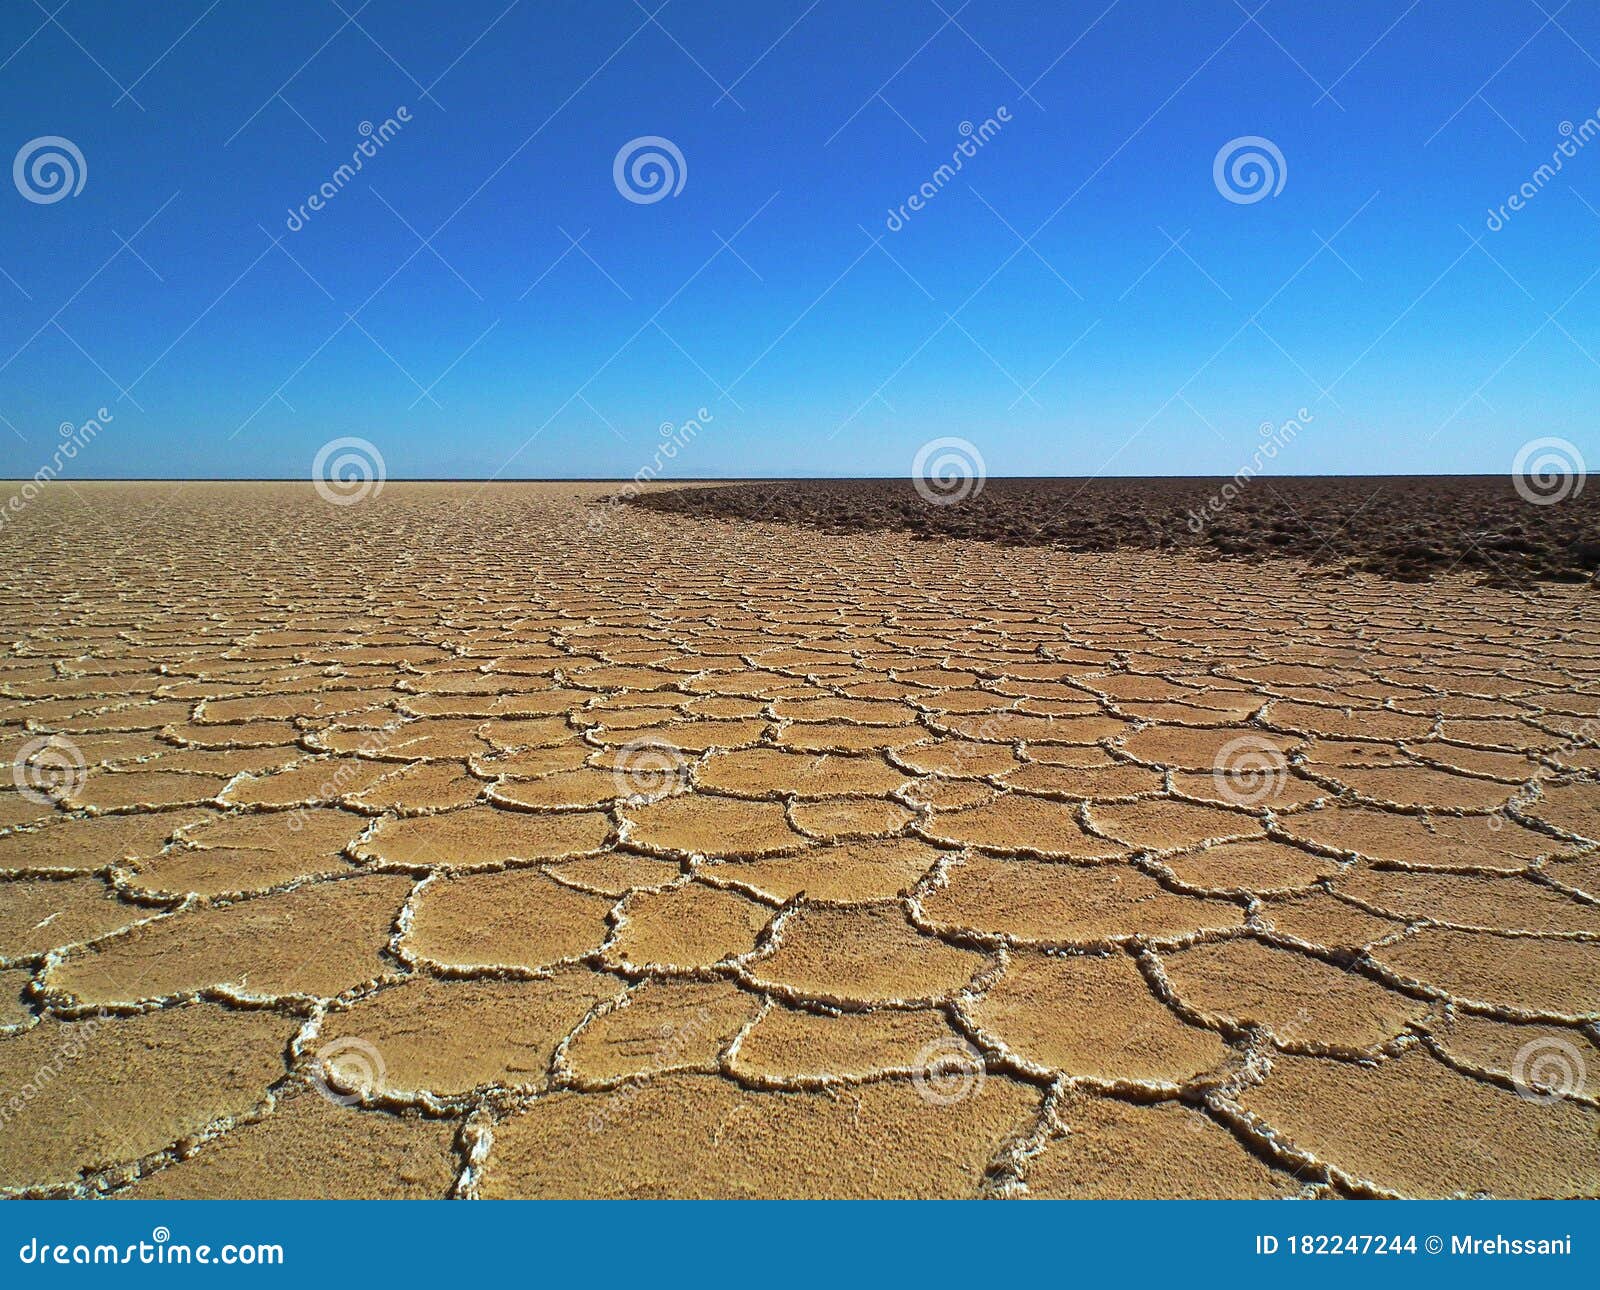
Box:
1;0;1595;483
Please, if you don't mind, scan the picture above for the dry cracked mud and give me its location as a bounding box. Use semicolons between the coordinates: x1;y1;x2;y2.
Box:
0;481;1597;1199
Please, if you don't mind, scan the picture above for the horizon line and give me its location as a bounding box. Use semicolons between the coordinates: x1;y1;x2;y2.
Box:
1;472;1523;484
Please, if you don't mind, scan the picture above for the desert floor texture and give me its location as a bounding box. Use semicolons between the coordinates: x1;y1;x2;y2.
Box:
0;481;1597;1200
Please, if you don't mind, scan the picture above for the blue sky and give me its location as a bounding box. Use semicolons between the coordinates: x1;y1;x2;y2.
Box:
0;0;1596;480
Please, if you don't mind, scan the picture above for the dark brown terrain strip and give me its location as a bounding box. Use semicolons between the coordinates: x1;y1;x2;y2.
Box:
629;477;1600;584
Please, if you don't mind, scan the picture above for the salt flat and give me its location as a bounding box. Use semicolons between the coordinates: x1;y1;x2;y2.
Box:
0;482;1596;1199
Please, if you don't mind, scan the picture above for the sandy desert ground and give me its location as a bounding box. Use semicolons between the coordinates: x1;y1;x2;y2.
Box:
0;481;1597;1199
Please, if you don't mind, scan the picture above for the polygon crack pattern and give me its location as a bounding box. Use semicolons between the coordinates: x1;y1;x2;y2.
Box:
0;482;1596;1199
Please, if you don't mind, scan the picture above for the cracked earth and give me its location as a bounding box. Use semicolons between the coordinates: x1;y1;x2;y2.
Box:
1;482;1597;1199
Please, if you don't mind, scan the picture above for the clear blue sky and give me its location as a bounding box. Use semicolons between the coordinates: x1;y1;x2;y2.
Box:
1;0;1596;480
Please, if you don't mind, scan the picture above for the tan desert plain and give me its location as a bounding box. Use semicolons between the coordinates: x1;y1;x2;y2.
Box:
0;481;1597;1199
